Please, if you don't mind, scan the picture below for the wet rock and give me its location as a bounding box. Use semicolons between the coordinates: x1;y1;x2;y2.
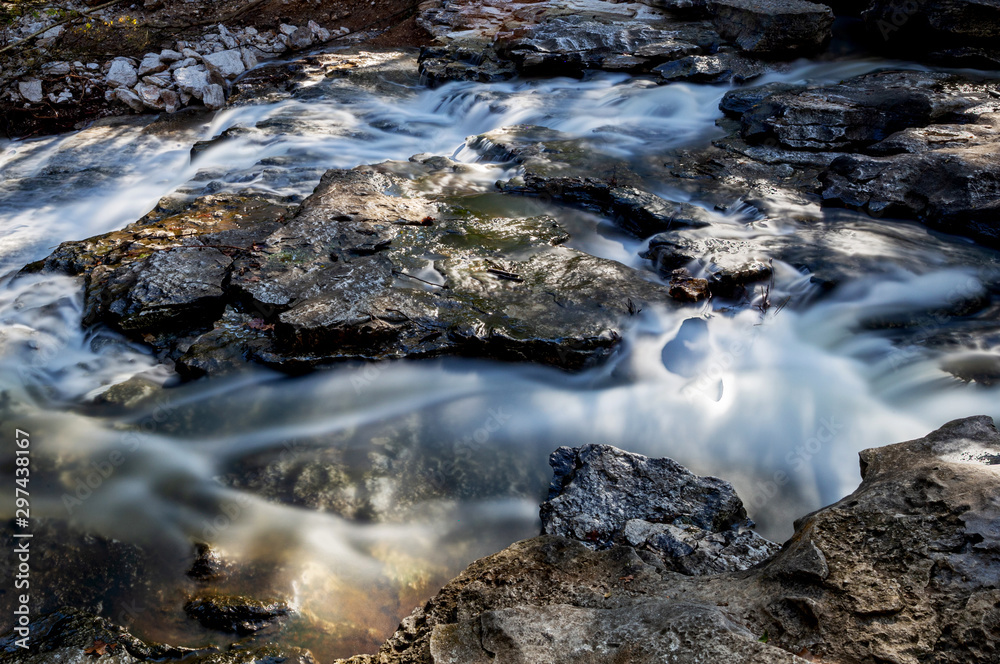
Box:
654;50;771;83
184;595;290;634
498;14;715;76
708;0;834;56
342;416;1000;664
474;125;716;237
820;120;1000;248
720;81;808;116
643;235;773;297
418;44;518;85
499;174;716;237
0;609;205;664
541;444;778;573
0;609;315;663
187;542;231;582
0;521;151;628
29;166;671;377
100;246;232;332
416;0;723;82
740;70;996;151
668;268;712;302
91;374;162;409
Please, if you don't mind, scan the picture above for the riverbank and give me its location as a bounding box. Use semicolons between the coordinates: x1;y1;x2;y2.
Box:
0;0;430;137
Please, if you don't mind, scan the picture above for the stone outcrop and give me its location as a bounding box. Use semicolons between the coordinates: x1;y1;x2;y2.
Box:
334;415;1000;663
24;160;673;377
415;0;832;85
739;70;997;151
708;0;834;56
541;444;780;574
662;69;1000;251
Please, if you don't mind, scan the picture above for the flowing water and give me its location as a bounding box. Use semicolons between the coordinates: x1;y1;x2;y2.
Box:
1;50;999;660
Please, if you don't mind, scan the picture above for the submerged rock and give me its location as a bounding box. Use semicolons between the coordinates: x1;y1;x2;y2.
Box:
340;416;1000;663
184;595;291;634
469;124;718;236
0;609;315;664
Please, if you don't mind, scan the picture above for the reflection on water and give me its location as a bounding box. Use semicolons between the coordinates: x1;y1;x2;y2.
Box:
1;56;999;660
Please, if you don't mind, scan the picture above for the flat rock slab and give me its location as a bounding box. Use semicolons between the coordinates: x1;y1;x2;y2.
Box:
740;70;998;151
27;161;673;377
469;125;719;237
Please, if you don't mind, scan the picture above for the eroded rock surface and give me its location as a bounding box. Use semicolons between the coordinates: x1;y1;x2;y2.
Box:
0;609;315;664
335;416;1000;664
415;0;814;84
541;444;780;574
26;160;672;377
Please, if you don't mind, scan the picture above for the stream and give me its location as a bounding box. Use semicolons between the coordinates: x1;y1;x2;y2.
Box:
1;48;999;660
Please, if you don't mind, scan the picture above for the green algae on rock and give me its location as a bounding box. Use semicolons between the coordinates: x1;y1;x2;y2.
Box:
25;160;672;378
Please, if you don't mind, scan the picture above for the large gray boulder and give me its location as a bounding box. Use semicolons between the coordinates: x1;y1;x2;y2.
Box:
106;59;139;89
203;49;246;79
541;444;779;574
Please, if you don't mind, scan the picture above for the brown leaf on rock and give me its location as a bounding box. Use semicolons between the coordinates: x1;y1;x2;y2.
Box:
84;639;117;657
